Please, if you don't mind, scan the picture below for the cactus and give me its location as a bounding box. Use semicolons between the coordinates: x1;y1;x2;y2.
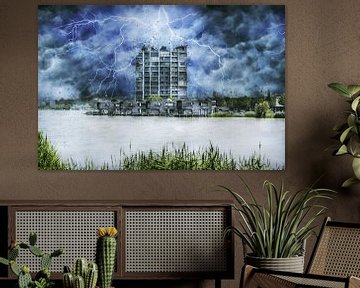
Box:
29;232;37;246
62;265;74;288
0;233;63;288
63;272;74;288
29;245;44;257
63;259;98;288
18;270;32;288
9;246;19;260
51;248;64;257
41;253;52;270
96;227;118;288
18;267;31;288
10;260;20;276
85;262;98;288
74;258;88;279
74;275;85;288
64;265;72;273
19;243;30;249
37;268;51;279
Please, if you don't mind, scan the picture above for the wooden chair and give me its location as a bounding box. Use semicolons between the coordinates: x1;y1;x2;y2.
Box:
241;217;360;288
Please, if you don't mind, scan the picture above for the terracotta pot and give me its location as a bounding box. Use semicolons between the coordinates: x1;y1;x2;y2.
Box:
245;254;304;273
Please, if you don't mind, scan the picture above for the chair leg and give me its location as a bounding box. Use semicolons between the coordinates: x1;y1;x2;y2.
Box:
240;265;255;288
215;278;221;288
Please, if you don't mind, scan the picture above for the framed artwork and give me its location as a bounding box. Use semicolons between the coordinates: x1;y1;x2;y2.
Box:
38;5;285;170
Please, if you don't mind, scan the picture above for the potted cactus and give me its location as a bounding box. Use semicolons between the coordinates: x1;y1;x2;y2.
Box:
96;227;118;288
0;232;63;288
62;258;98;288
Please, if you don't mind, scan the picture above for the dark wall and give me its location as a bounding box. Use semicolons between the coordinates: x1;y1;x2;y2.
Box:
1;0;360;287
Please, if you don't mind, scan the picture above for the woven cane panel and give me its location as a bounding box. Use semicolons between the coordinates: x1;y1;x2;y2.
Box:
251;273;297;288
15;211;115;272
310;226;360;277
277;275;345;288
125;210;227;273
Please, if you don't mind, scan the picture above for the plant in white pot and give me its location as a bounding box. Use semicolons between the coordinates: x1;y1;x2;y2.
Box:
222;179;334;273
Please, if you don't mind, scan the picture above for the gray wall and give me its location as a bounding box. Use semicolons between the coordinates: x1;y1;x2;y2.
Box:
1;0;360;287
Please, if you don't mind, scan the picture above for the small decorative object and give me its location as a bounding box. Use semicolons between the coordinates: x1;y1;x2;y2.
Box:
96;227;118;288
62;258;98;288
328;82;360;187
0;232;64;288
221;178;334;272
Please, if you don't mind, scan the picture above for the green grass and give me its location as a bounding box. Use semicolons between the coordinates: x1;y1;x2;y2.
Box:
38;131;68;170
38;131;282;170
120;143;239;170
212;112;233;117
244;111;257;117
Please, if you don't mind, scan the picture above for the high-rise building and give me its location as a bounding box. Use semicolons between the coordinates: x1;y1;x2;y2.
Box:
135;46;187;100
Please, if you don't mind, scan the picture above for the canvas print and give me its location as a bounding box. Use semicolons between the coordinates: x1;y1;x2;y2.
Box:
38;5;285;170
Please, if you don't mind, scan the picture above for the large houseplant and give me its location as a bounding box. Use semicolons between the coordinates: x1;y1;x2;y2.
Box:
222;179;334;272
328;83;360;187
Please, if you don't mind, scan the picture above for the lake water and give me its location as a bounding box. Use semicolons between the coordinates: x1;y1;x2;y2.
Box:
38;110;285;169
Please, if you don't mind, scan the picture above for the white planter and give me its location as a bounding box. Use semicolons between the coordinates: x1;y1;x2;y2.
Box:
245;254;305;273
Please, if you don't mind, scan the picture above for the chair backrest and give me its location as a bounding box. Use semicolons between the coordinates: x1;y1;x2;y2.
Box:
307;217;360;277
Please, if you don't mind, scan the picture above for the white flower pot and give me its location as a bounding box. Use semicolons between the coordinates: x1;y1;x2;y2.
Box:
245;254;305;273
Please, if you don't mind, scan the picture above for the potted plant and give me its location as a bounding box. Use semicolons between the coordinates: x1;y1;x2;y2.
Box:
328;83;360;187
222;179;334;273
0;232;63;288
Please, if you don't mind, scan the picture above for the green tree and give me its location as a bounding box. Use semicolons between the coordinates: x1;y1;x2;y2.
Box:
278;94;285;106
255;101;271;118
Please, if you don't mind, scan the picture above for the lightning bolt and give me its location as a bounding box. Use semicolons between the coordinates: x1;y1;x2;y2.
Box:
54;6;227;97
54;6;284;97
161;7;226;92
264;23;285;55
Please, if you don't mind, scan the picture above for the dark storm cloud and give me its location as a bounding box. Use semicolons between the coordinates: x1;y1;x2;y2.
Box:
38;5;285;100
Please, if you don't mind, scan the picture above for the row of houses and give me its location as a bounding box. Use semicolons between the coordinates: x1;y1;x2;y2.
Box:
89;99;217;117
87;97;285;117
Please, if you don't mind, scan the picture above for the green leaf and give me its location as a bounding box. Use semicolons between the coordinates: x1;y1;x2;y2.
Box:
336;145;348;155
342;177;360;188
0;257;9;266
223;180;335;258
347;114;356;127
328;83;351;97
340;126;353;143
351;96;360;111
352;157;360;179
348;85;360;97
349;135;360;156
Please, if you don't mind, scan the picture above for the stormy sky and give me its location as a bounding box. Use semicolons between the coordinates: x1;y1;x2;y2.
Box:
38;5;285;100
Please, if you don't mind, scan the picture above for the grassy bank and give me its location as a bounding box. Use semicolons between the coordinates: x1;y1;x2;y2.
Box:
38;131;68;170
38;131;282;170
